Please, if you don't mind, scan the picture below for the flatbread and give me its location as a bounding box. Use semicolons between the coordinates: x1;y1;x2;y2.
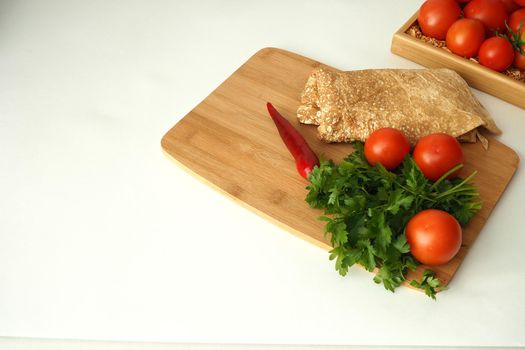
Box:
297;67;501;145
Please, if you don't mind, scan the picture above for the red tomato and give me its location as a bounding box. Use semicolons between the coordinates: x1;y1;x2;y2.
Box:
509;9;525;37
514;45;525;69
457;0;471;2
413;133;464;181
478;37;515;71
464;0;509;34
446;18;486;58
406;209;462;266
364;128;410;170
514;0;525;5
418;0;462;40
500;0;520;13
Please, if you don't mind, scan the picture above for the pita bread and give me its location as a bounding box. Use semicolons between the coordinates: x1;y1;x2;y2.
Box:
297;67;500;146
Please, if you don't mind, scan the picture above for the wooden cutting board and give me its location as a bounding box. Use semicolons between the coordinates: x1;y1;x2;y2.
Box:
161;47;519;290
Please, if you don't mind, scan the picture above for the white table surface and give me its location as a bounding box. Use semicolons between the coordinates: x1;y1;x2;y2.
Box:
2;0;525;348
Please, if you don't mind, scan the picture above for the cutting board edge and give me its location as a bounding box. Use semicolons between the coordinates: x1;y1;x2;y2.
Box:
160;146;333;251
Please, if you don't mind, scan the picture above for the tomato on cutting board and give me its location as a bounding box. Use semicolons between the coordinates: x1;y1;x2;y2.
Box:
413;133;464;181
364;128;410;170
418;0;462;40
406;209;462;266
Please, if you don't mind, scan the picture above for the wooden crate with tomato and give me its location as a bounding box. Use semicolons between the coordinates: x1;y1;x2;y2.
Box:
391;0;525;109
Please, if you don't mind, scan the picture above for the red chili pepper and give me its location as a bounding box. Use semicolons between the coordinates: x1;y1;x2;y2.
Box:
266;102;319;179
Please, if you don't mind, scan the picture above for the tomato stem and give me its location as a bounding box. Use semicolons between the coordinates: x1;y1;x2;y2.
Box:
505;20;525;53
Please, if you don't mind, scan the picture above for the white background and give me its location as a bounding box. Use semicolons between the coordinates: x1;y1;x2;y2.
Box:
1;0;525;348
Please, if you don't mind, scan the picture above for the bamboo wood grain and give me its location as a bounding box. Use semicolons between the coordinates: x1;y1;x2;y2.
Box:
391;12;525;109
161;47;519;291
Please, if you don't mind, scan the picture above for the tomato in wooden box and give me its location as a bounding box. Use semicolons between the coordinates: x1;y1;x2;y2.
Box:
391;12;525;109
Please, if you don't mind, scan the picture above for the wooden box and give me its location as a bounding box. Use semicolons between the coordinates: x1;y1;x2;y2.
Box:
391;12;525;109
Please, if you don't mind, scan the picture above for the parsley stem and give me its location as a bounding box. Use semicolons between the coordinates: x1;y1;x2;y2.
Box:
429;163;464;191
394;181;434;202
433;171;478;200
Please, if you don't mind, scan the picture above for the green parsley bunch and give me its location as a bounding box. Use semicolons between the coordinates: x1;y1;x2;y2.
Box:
305;142;481;299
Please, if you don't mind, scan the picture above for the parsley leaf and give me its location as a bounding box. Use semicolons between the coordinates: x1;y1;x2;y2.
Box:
410;270;447;300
